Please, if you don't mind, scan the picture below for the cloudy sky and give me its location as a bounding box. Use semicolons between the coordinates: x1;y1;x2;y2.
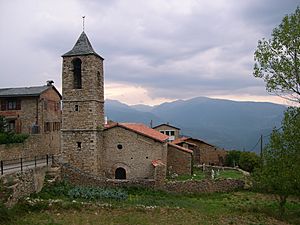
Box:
0;0;299;105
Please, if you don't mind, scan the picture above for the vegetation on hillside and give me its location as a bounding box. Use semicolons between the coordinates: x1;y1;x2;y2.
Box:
1;181;299;225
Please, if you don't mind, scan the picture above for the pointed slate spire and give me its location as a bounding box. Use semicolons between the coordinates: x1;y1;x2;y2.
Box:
62;31;103;59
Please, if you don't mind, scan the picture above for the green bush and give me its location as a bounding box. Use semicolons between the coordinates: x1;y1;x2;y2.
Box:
239;151;260;172
68;186;128;201
0;132;29;144
34;180;73;199
0;202;10;223
225;150;242;167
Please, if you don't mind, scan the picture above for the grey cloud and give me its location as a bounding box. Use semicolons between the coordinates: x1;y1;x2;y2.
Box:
0;0;299;103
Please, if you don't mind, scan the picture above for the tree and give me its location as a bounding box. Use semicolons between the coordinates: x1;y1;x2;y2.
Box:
0;116;7;133
225;150;241;167
238;151;260;173
253;7;300;102
253;107;300;216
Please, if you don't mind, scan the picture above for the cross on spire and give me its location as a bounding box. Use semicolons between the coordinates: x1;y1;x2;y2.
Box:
82;16;85;31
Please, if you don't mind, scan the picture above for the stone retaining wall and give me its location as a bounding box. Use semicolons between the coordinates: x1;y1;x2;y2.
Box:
0;132;60;161
0;167;48;207
61;163;156;189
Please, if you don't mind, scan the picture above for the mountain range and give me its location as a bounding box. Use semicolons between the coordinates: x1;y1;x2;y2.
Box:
104;97;287;153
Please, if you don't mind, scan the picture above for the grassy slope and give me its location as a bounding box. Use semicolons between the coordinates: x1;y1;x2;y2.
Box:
5;189;300;225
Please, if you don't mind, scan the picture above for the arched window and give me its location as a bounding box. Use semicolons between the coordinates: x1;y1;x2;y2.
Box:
115;167;126;179
72;58;82;89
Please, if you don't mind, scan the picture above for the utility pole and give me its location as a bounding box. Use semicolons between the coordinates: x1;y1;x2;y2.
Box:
260;134;263;159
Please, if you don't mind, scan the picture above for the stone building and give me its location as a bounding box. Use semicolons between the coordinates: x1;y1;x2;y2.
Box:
153;123;180;141
172;137;227;166
0;83;61;134
61;32;193;180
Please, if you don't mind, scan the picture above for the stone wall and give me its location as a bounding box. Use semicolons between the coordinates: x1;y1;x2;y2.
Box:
0;132;60;161
102;126;168;179
167;144;192;176
61;130;99;175
0;167;49;207
184;139;227;166
62;54;104;130
164;179;245;194
61;163;156;188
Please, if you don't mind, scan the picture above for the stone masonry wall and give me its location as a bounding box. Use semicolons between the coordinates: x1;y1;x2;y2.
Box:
167;145;192;176
185;139;227;166
0;132;60;161
61;163;156;189
0;167;48;207
62;54;104;130
102;126;168;180
61;130;99;175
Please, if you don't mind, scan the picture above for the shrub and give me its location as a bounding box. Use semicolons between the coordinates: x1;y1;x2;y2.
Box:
239;152;260;173
0;132;29;144
68;187;128;201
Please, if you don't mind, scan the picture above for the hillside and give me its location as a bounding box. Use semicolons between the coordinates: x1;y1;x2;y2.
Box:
105;97;286;152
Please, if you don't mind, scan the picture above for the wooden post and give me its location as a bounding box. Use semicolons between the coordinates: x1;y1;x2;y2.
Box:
1;161;3;175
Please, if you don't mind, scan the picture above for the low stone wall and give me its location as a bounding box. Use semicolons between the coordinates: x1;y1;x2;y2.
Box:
164;179;245;194
0;167;48;207
0;132;60;161
61;163;156;189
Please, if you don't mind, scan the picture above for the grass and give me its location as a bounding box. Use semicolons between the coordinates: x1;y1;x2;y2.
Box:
2;182;300;225
168;167;244;181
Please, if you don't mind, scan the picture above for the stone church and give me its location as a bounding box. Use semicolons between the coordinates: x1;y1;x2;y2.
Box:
61;32;193;180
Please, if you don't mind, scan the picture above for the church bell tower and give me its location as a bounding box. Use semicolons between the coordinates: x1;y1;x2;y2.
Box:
61;31;104;174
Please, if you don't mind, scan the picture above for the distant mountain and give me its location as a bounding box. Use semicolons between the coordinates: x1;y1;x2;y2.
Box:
104;97;286;153
131;104;153;112
105;99;161;125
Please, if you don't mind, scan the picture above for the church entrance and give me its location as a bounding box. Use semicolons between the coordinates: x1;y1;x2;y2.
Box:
115;167;126;179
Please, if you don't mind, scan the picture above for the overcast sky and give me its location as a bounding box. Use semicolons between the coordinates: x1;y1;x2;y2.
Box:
0;0;299;105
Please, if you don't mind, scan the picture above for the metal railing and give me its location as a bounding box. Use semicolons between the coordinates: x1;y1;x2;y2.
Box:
0;154;54;175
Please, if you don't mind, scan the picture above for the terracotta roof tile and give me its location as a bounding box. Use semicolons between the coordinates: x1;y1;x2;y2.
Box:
168;143;193;154
152;159;164;167
171;137;189;145
104;122;169;142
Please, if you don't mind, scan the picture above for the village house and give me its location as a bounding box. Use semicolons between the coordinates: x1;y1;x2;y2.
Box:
0;82;62;134
172;137;227;166
153;123;180;141
154;123;227;166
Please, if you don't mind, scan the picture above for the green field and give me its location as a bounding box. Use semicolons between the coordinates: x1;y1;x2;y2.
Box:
1;181;300;225
168;167;244;181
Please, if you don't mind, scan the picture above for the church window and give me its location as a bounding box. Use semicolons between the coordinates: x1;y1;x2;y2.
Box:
117;144;123;150
75;105;79;111
77;142;82;149
72;58;82;89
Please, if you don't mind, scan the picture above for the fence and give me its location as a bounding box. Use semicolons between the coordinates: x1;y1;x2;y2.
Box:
0;154;54;175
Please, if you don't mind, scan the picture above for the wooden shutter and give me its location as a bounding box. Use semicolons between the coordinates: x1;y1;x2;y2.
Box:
16;99;21;110
1;100;6;111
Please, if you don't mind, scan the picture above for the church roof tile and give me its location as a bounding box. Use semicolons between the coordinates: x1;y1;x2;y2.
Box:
62;31;103;59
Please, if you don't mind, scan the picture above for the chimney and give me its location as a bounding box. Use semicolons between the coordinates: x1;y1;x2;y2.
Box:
47;80;54;86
